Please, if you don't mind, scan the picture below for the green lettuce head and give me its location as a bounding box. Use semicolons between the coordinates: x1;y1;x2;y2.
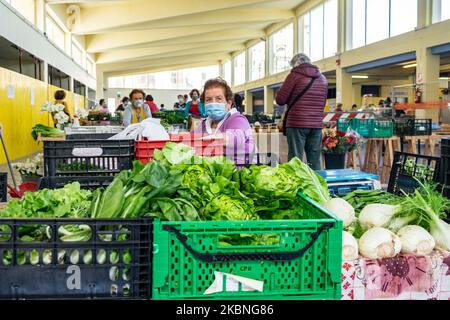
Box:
240;165;301;202
203;194;256;221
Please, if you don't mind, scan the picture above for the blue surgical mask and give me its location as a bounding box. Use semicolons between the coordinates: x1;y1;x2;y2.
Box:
192;96;199;101
205;103;227;121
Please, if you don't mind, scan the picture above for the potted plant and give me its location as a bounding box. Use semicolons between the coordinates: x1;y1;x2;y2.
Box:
13;153;44;184
322;129;359;169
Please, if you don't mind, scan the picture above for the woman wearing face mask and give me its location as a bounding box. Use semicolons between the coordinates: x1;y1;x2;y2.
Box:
123;89;152;127
173;95;186;110
193;78;256;165
184;89;205;118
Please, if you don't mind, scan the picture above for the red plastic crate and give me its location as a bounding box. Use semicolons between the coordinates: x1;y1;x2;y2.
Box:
135;134;224;164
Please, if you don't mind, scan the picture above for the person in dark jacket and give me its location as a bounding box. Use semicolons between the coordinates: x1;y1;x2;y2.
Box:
275;53;328;170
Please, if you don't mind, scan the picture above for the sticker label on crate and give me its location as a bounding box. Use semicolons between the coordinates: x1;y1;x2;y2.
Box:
72;147;104;157
204;272;264;295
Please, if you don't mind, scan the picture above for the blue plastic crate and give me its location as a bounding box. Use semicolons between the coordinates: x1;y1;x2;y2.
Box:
316;169;379;183
317;169;380;197
328;181;376;197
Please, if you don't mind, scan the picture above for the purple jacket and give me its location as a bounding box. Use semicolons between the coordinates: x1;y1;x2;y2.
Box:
193;112;256;164
275;63;328;129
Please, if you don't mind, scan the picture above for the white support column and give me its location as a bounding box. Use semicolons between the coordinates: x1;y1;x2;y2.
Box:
96;68;105;100
43;62;49;84
336;67;353;109
338;0;347;54
245;48;250;84
293;17;299;55
415;46;440;122
418;0;432;29
265;35;271;77
219;61;224;78
244;90;253;114
264;85;275;114
69;77;74;93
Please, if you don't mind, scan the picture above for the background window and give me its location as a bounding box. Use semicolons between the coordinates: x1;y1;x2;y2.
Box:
72;42;83;67
87;58;95;76
46;17;66;51
249;41;266;81
233;52;246;86
433;0;450;22
366;0;390;45
348;0;418;49
390;0;418;36
269;23;294;74
300;0;338;61
223;60;232;85
324;0;338;58
108;65;220;90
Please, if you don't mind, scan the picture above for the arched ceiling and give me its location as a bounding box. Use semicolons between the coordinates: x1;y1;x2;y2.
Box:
46;0;305;77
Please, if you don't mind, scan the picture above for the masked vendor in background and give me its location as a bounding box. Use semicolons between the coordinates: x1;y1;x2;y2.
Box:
193;78;256;165
123;89;152;127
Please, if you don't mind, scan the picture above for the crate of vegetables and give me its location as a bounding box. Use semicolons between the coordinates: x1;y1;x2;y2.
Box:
43;139;135;189
387;152;440;196
152;193;342;300
0;183;152;299
135;133;224;164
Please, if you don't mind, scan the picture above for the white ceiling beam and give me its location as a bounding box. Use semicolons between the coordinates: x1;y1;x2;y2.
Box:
105;61;222;79
71;0;274;34
78;8;293;34
96;43;245;64
100;52;229;72
87;27;265;52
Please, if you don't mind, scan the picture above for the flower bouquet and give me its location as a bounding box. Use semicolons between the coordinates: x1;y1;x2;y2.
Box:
41;102;69;129
322;128;361;169
14;153;44;183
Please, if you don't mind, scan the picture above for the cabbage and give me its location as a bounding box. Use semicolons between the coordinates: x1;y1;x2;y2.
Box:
203;194;256;221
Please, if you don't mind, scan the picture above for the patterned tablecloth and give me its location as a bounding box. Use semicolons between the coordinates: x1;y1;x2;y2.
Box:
341;251;450;300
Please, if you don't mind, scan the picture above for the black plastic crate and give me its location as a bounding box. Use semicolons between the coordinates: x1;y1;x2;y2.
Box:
0;218;152;300
66;133;117;140
387;152;440;195
394;118;432;136
0;173;7;202
412;119;432;136
234;153;280;168
440;139;450;189
43;140;134;189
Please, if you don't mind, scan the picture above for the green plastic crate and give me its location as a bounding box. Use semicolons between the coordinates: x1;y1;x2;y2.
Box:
371;120;394;138
152;193;342;300
336;118;351;133
349;118;375;137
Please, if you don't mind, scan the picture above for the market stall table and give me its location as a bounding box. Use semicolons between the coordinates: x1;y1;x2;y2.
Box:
363;136;401;184
341;251;450;300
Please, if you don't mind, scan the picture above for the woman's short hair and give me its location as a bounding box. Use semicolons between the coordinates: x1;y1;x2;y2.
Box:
290;53;311;68
129;89;146;99
54;90;66;100
200;78;233;104
145;95;153;101
189;89;200;98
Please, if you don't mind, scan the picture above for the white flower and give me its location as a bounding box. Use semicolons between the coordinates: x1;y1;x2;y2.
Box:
54;111;69;124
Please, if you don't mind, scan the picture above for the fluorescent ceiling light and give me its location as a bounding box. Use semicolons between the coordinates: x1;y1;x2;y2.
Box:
352;75;369;79
402;63;417;69
440;77;450;80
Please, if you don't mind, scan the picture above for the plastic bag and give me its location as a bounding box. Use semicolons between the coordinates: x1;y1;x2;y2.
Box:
108;118;170;141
